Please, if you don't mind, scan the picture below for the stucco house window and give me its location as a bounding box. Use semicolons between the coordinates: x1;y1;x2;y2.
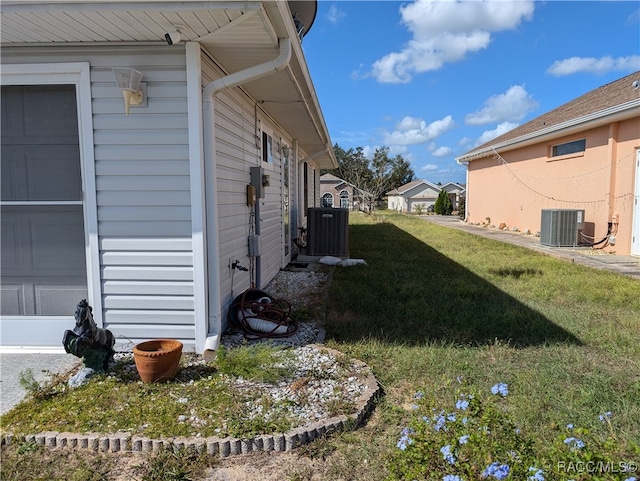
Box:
322;192;334;207
340;190;349;208
551;138;586;157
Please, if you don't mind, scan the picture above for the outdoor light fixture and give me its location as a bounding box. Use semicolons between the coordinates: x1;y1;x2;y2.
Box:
112;67;145;115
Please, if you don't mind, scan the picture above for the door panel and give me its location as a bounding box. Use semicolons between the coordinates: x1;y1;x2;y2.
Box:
0;85;87;318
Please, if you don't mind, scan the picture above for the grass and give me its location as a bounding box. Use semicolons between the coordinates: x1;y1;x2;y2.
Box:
2;210;639;480
320;212;639;477
0;343;364;441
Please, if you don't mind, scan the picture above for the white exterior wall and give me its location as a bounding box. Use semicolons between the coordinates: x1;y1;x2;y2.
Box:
2;45;313;350
2;46;196;349
200;52;299;322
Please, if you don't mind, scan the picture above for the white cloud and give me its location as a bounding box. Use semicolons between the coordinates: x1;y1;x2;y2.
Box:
465;85;538;125
476;121;519;146
547;56;640;76
325;4;346;25
362;145;376;159
371;0;535;83
458;137;472;147
432;146;453;157
421;164;439;171
383;115;455;146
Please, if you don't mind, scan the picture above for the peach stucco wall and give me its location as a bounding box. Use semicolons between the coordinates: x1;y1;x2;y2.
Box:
466;117;639;255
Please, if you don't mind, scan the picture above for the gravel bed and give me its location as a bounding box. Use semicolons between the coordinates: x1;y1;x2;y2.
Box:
221;269;330;348
215;268;373;434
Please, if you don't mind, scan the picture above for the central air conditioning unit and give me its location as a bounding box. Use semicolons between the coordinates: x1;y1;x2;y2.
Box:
540;209;585;247
306;207;349;257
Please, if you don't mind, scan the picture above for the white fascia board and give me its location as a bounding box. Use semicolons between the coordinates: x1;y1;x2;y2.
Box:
2;1;261;11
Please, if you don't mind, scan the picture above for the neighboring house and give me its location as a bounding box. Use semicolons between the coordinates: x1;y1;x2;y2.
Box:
320;173;371;211
387;179;465;213
0;0;337;354
440;182;466;211
456;72;640;256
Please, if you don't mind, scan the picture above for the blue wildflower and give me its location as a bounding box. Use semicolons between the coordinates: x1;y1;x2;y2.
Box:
397;427;414;451
447;413;457;422
456;376;464;384
440;444;456;465
456;399;469;410
566;423;574;430
459;434;470;445
482;462;510;480
415;391;424;399
623;477;636;481
491;382;509;397
433;412;447;431
599;411;612;422
528;467;545;481
444;475;463;481
564;437;585;449
462;417;469;425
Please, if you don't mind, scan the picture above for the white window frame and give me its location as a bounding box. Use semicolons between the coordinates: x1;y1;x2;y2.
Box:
1;63;101;349
260;125;274;171
550;138;586;158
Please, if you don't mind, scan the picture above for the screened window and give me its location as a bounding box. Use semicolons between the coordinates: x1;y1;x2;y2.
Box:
551;139;586;157
262;131;273;164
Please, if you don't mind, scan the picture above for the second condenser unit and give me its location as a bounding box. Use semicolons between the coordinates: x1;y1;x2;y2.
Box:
540;209;585;247
306;207;349;257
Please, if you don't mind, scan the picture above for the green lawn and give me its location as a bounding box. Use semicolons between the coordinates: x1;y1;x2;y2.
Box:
319;211;639;479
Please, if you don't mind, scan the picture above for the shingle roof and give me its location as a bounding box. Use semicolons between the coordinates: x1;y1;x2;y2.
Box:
458;71;640;161
387;179;440;195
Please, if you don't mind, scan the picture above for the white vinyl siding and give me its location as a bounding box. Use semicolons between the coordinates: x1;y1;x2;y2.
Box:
201;51;291;309
2;46;196;349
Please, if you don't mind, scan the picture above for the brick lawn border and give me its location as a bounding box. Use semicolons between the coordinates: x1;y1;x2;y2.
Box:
1;346;381;457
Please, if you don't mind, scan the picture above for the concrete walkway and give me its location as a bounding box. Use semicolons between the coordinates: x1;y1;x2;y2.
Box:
420;215;640;280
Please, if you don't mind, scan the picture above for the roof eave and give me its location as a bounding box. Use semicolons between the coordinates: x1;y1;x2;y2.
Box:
456;99;640;164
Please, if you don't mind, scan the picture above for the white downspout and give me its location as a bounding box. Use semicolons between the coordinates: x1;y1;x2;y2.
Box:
202;37;292;360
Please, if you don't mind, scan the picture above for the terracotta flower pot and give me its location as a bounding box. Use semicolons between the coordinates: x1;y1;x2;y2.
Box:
133;339;183;383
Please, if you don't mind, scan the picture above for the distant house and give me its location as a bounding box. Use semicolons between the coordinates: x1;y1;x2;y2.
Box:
0;1;337;353
320;173;371;211
387;179;465;213
456;72;640;256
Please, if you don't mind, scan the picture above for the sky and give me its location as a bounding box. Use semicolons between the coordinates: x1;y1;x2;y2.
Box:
300;0;640;185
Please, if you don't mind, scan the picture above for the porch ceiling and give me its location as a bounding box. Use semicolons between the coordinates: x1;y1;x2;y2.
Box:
0;0;336;169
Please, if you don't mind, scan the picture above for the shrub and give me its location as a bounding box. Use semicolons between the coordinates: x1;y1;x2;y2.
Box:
434;190;452;215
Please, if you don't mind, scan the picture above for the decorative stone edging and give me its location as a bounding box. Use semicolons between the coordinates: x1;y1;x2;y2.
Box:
1;351;381;457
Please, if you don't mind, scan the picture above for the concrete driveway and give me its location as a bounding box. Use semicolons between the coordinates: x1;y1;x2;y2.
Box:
1;351;80;414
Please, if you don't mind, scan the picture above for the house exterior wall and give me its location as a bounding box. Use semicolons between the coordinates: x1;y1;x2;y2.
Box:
1;46;196;348
388;194;407;212
1;44;312;350
320;180;358;209
466;118;639;254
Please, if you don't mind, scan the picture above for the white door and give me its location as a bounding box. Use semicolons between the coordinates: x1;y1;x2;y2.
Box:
632;150;640;256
